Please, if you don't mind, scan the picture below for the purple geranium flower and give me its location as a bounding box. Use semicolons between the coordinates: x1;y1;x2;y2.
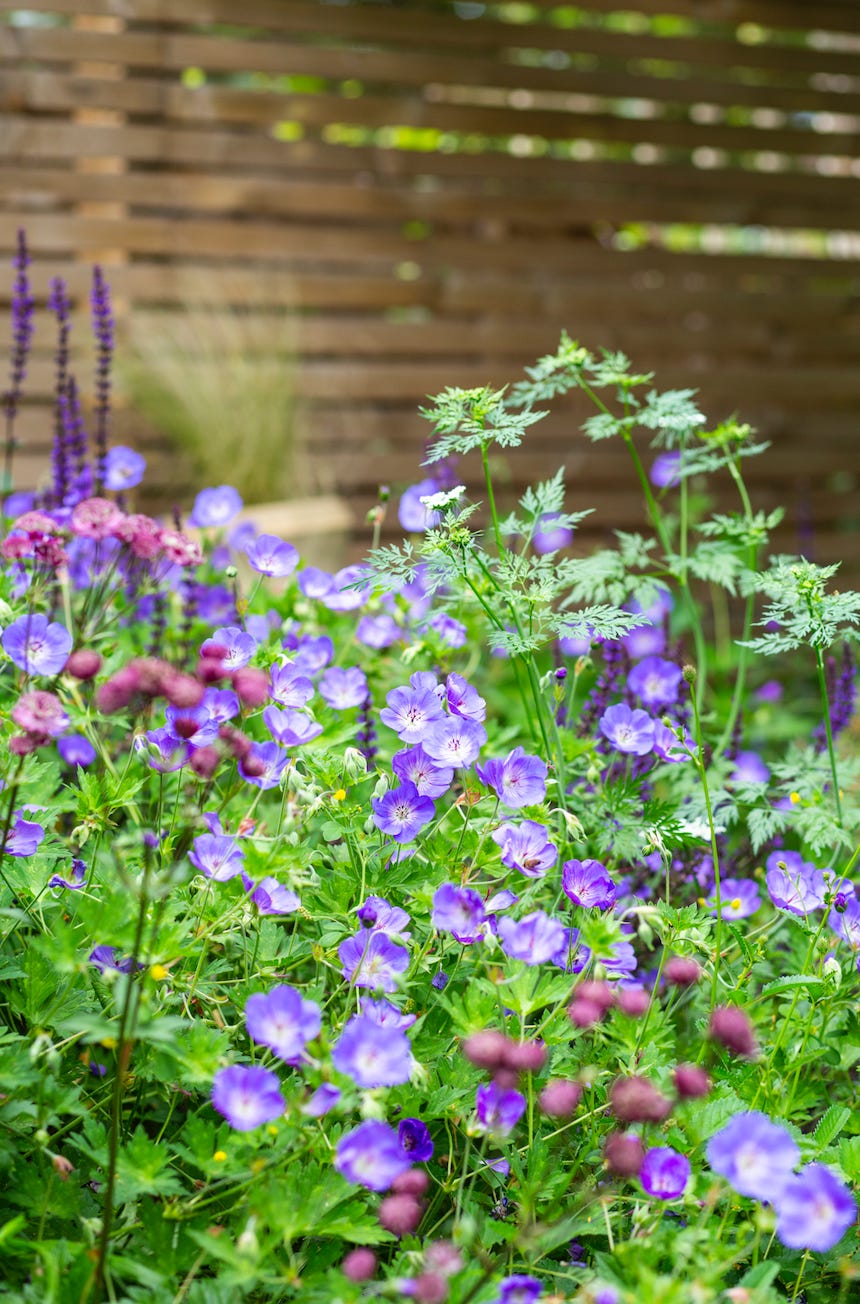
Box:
48;858;86;891
211;1064;284;1131
497;911;567;965
640;1146;691;1199
244;533;299;578
650;450;682;489
269;662;315;708
562;858;617;910
103;445;146;491
774;1163;857;1252
372;781;435;843
239;741;289;789
245;985;321;1064
319;666;368;710
243;875;300;915
766;850;827;916
189;485;242;529
335;1119;412;1191
599;703;656;756
380;683;446;743
398;479;441;532
332;1014;412;1088
476;747;547;808
398;1117;434;1163
652;721;694;763
422;715;486;769
339;930;410;992
495;1277;543;1304
289;633;334;674
2;614;73;676
202;626;256;670
475;1082;526;1138
731;750;770;785
446;672;486;723
164;703;218;749
360;997;416;1029
533;512;573;554
356;895;411;939
830;894;860;948
262;706;323;747
57;733;97;767
3;812;44;857
706;1111;799;1201
188;833;245;881
137;728;188;774
302;1083;341;1117
431;883;486;944
392;744;453;799
706;877;760;920
492;820;557;878
356;613;400;648
202;688;240;725
89;945;141;974
427;610;467;647
627;656;682;710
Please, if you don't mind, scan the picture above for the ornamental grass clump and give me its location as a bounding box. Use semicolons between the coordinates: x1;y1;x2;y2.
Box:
0;238;858;1302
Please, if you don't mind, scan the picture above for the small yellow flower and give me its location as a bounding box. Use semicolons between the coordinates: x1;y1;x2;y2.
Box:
333;788;347;802
213;1150;227;1162
251;1158;266;1174
789;791;801;804
100;1037;117;1050
267;1124;278;1137
150;963;169;981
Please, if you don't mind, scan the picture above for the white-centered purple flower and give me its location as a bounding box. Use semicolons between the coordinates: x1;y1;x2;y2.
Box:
492;820;557;878
245;985;321;1064
392;744;453;799
765;850;828;916
446;672;486;723
211;1064;284;1131
731;750;770;785
360;997;416;1029
372;780;435;843
2;614;73;677
422;715;486;769
202;626;256;670
244;533;299;578
562;858;617;910
599;703;656;756
497;911;567;965
189;485;242;529
627;656;682;709
201;688;240;725
335;1119;412;1191
356;895;411;939
188;833;245;881
48;857;87;891
356;613;400;648
432;883;487;944
774;1162;857;1252
476;747;547;808
288;633;334;674
640;1146;690;1199
262;706;323;747
706;1111;799;1201
427;610;468;647
319;666;368;710
103;445;146;491
269;661;314;708
137;728;189;774
339;930;410;992
380;683;446;743
650;450;682;489
475;1082;526;1138
332;1014;412;1088
706;877;760;920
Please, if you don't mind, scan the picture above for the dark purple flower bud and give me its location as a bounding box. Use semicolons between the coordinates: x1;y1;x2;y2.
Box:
96;665;142;713
673;1064;711;1099
398;1118;434;1163
709;1005;757;1058
341;1248;377;1282
664;956;701;987
610;1076;673;1124
378;1192;424;1236
538;1079;582;1118
64;649;102;680
189;746;220;779
218;724;254;760
603;1131;645;1177
430;971;448;990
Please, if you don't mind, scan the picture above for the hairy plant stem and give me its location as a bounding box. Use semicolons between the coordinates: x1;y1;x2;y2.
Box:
689;683;722;1006
715;455;759;757
815;644;844;827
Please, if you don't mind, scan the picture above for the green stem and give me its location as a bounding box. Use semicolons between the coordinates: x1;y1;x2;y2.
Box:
688;682;722;1006
815;645;844;827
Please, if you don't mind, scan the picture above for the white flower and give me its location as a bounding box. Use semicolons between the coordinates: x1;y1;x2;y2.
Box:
419;485;466;511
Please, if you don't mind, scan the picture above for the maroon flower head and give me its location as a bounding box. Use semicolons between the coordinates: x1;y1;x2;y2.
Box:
96;664;142;713
70;496;123;540
189;746;220;780
673;1064;712;1098
161;668;205;708
462;1030;510;1071
502;1040;547;1074
378;1192;424;1236
603;1131;645;1177
413;1273;449;1304
610;1076;673;1124
392;1168;429;1197
617;987;650;1018
709;1005;757;1058
12;690;68;740
568;997;605;1029
538;1079;583;1118
231;666;270;707
575;980;616;1012
64;649;101;680
664;955;702;987
341;1248;376;1282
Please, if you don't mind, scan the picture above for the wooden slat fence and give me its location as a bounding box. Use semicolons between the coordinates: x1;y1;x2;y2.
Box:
1;0;859;573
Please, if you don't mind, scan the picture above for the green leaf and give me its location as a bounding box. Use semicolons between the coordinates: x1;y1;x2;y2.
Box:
738;1261;782;1289
813;1104;851;1151
760;975;828;998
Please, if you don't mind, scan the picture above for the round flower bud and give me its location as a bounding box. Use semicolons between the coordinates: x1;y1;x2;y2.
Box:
378;1193;424;1236
567;997;604;1029
673;1064;711;1099
575;980;615;1012
64;649;102;680
462;1030;510;1071
341;1248;376;1282
664;956;701;987
412;1273;449;1304
603;1131;645;1177
609;1076;673;1124
502;1040;547;1074
709;1005;757;1058
538;1079;582;1118
161;669;205;708
231;667;270;707
392;1168;429;1197
616;987;650;1018
189;746;220;780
